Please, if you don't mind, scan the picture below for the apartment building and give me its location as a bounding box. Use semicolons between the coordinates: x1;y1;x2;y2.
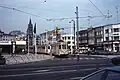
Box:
103;23;120;52
78;23;120;52
61;34;75;53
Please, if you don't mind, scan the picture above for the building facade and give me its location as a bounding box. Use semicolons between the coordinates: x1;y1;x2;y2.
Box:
94;26;104;49
39;29;56;45
78;29;88;53
61;34;75;53
103;23;120;52
0;29;26;53
78;23;120;53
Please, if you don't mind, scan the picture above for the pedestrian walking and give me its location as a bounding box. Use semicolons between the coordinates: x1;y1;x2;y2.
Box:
77;53;79;62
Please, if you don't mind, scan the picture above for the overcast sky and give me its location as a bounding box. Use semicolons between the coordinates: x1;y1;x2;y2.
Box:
0;0;120;34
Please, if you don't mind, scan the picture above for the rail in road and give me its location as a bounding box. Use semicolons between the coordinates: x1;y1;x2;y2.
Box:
0;56;113;80
0;63;113;80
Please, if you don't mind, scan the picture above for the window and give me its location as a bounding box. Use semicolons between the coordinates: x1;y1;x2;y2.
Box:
72;46;74;49
114;28;119;32
64;37;66;40
114;36;119;40
68;46;71;49
68;36;70;40
106;37;109;41
59;45;61;49
62;37;64;40
48;46;50;49
67;41;71;44
42;46;45;49
72;37;74;40
62;45;66;49
105;29;109;33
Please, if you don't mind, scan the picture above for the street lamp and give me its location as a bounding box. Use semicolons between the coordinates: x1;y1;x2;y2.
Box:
69;20;76;54
45;29;52;59
11;40;16;55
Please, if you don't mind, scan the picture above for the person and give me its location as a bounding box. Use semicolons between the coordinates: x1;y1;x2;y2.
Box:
77;53;79;62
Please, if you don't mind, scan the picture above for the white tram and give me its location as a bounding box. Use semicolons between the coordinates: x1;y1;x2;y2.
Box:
37;40;70;56
51;40;70;56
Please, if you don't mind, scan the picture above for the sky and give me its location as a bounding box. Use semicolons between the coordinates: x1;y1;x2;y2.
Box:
0;0;120;34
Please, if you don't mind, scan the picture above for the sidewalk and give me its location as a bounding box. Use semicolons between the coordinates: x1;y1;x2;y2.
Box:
2;54;51;65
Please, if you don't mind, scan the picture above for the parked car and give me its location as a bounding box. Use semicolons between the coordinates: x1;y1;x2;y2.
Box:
111;57;120;65
80;66;120;80
0;54;6;65
90;50;113;55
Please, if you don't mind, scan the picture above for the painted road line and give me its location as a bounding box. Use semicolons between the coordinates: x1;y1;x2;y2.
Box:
90;58;95;60
0;68;99;78
80;68;96;71
32;69;50;72
70;77;84;80
85;58;89;60
70;68;105;80
0;70;77;77
68;58;71;60
79;58;82;60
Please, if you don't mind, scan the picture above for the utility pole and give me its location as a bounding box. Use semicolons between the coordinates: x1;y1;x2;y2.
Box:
116;6;119;23
107;10;113;52
69;20;75;54
107;10;110;52
75;6;79;53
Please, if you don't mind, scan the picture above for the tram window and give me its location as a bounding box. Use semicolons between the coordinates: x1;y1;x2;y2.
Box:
59;45;61;49
48;46;50;49
68;46;71;49
42;46;45;49
62;45;66;49
68;37;70;40
67;41;71;44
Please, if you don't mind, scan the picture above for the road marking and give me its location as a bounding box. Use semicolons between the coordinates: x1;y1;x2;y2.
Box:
80;68;96;71
70;77;84;80
0;70;77;77
90;58;95;60
0;68;98;78
70;68;105;80
32;69;50;72
0;63;112;72
79;58;82;60
98;58;102;59
68;58;71;60
85;58;89;60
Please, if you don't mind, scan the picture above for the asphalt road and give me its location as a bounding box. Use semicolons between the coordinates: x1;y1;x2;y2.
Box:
0;55;114;80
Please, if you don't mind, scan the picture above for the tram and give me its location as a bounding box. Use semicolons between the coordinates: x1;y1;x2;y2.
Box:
37;40;70;57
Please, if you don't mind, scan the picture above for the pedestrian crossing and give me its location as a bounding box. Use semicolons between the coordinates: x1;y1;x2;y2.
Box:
54;57;107;60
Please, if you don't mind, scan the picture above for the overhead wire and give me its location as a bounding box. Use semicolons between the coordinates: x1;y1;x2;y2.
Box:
0;5;40;17
88;0;105;17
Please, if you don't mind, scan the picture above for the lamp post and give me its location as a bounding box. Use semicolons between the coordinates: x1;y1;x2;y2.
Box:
11;40;16;55
69;20;76;54
75;6;79;54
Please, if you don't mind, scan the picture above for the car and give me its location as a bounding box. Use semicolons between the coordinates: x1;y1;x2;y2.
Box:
0;55;6;65
90;50;113;55
111;57;120;65
80;66;120;80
